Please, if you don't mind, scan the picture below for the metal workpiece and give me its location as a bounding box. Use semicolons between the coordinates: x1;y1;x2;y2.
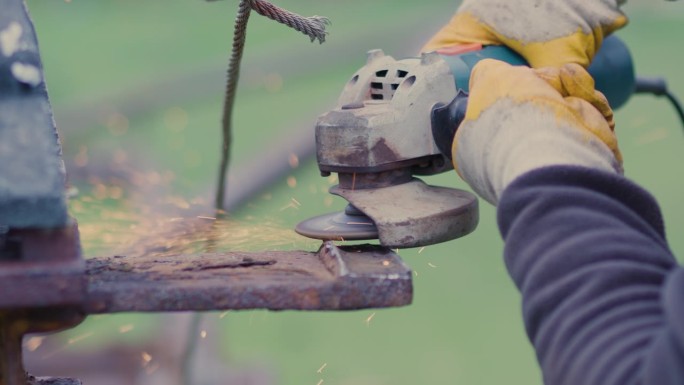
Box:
83;242;412;313
27;378;82;385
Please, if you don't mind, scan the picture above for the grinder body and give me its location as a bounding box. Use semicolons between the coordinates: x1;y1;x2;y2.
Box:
298;36;636;248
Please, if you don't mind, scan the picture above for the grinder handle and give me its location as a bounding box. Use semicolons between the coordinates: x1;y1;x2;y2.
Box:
432;35;636;159
438;35;635;109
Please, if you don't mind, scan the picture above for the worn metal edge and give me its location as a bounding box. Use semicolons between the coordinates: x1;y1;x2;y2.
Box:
83;245;412;313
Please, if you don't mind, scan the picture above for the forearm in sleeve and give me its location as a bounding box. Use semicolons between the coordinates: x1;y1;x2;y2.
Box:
497;165;684;385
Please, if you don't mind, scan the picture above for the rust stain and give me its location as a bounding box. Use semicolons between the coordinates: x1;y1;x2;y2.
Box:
181;258;276;272
370;138;399;163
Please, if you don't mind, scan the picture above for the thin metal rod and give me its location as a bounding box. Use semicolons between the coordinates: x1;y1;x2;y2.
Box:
213;0;329;212
180;314;203;385
215;0;252;212
250;0;330;44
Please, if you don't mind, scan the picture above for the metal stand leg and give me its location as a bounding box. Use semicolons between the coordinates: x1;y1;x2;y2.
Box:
0;314;27;385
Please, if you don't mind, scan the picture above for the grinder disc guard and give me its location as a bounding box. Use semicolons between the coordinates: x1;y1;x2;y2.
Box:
297;178;479;248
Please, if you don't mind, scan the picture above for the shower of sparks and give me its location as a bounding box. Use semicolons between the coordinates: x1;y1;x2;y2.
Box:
365;312;376;327
119;324;135;333
428;262;437;268
72;182;314;257
317;363;328;374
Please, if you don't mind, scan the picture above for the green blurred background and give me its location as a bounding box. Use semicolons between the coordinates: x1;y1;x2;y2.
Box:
23;0;684;384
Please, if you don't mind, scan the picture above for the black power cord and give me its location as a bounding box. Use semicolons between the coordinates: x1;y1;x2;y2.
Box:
634;76;684;129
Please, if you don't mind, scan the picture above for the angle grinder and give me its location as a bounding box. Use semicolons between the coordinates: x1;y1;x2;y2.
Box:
296;35;637;248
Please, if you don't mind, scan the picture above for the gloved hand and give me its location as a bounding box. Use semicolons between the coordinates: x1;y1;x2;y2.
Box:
422;0;628;68
454;59;622;205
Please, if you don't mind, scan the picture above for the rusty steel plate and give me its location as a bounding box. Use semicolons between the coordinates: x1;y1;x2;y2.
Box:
28;377;82;385
83;242;412;313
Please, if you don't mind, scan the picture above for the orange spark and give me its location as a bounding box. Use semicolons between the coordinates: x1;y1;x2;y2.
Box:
288;153;300;168
74;146;88;167
68;332;94;345
365;312;376;327
317;363;328;374
106;112;129;136
25;337;44;352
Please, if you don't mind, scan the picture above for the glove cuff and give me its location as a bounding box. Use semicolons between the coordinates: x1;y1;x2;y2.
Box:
454;98;623;205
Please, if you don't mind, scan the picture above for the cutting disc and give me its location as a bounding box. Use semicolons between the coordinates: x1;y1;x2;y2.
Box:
295;204;379;241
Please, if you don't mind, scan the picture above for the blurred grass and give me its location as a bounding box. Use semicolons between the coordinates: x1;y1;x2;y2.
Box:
24;0;684;384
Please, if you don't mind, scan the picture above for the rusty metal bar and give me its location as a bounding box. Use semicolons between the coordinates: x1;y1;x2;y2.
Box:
84;242;412;313
27;378;82;385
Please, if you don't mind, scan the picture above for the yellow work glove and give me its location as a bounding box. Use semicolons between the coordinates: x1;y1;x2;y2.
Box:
422;0;628;68
454;59;622;205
